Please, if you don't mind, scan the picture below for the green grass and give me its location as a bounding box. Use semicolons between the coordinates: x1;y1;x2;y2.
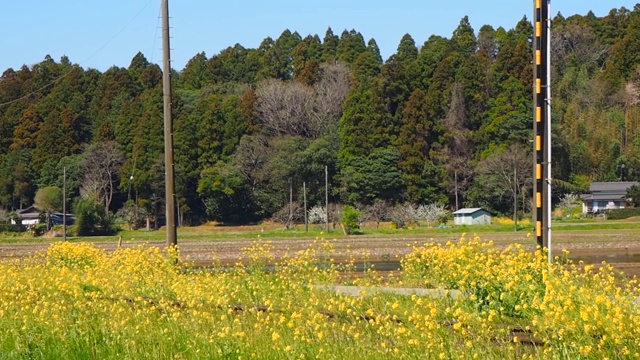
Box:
3;218;640;245
553;221;640;231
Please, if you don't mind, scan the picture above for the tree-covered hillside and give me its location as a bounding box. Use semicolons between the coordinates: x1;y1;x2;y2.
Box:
1;6;639;225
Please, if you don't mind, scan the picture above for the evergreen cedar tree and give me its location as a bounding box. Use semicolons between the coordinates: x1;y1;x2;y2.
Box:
0;7;639;223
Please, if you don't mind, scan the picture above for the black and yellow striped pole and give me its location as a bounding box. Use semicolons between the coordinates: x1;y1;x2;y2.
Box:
533;0;551;261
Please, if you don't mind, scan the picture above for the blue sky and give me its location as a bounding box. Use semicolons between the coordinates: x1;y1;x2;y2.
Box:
1;1;637;72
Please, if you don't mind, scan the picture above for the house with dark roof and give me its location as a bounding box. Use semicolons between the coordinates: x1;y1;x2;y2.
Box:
452;208;492;225
580;182;638;214
10;206;75;226
10;205;41;225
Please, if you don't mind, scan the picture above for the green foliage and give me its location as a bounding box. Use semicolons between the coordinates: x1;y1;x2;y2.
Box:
0;224;25;233
0;149;36;209
338;84;378;159
337;29;366;64
321;27;339;63
34;186;62;213
30;223;48;237
197;161;256;223
603;207;640;220
479;77;529;149
396;88;442;203
257;29;301;80
72;197;117;236
116;200;147;230
394;34;418;63
626;184;640;207
340;205;362;235
449;16;477;58
180;52;210;90
338;149;405;205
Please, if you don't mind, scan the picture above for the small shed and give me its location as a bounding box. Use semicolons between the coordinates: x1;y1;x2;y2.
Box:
452;208;491;225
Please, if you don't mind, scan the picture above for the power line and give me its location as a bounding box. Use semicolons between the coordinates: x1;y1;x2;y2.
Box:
150;2;163;64
0;0;155;109
82;0;156;66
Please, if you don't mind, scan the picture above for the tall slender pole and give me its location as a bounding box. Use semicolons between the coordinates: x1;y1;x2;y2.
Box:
303;182;308;232
533;0;551;260
289;177;293;229
544;0;552;262
513;167;517;232
454;170;459;211
63;166;66;241
162;0;177;246
325;166;329;233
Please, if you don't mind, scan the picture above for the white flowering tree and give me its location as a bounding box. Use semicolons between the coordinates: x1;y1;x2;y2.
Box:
558;193;581;218
416;204;448;227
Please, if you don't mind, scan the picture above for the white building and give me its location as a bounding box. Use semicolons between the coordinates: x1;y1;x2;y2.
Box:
10;206;41;225
452;208;492;225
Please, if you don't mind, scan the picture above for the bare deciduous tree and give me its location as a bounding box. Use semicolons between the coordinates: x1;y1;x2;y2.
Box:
256;79;313;137
80;141;124;213
327;203;343;229
308;64;351;136
389;203;419;229
441;82;475;206
232;135;270;190
256;64;350;139
478;144;532;215
358;200;390;228
271;201;304;229
551;23;608;76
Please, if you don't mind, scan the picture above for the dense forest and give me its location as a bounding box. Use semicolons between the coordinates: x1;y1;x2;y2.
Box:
1;6;640;228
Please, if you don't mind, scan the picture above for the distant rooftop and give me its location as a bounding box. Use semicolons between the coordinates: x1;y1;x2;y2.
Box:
590;182;638;192
452;208;485;215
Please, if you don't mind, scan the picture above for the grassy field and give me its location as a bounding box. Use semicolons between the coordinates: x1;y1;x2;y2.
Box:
4;217;640;244
3;219;640;273
0;237;638;359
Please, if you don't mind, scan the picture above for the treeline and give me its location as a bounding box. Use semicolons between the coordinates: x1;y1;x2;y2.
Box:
1;6;640;226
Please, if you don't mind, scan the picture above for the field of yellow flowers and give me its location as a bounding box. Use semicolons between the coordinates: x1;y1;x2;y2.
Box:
0;236;638;359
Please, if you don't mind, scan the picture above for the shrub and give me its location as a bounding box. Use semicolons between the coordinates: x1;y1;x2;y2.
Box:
73;198;118;236
0;224;26;233
340;205;362;235
116;201;147;230
604;207;640;219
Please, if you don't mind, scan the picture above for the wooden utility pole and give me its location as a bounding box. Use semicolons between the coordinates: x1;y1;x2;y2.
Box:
454;170;459;211
303;182;308;232
533;0;551;261
325;166;329;233
289;177;293;229
513;167;517;232
162;0;177;246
